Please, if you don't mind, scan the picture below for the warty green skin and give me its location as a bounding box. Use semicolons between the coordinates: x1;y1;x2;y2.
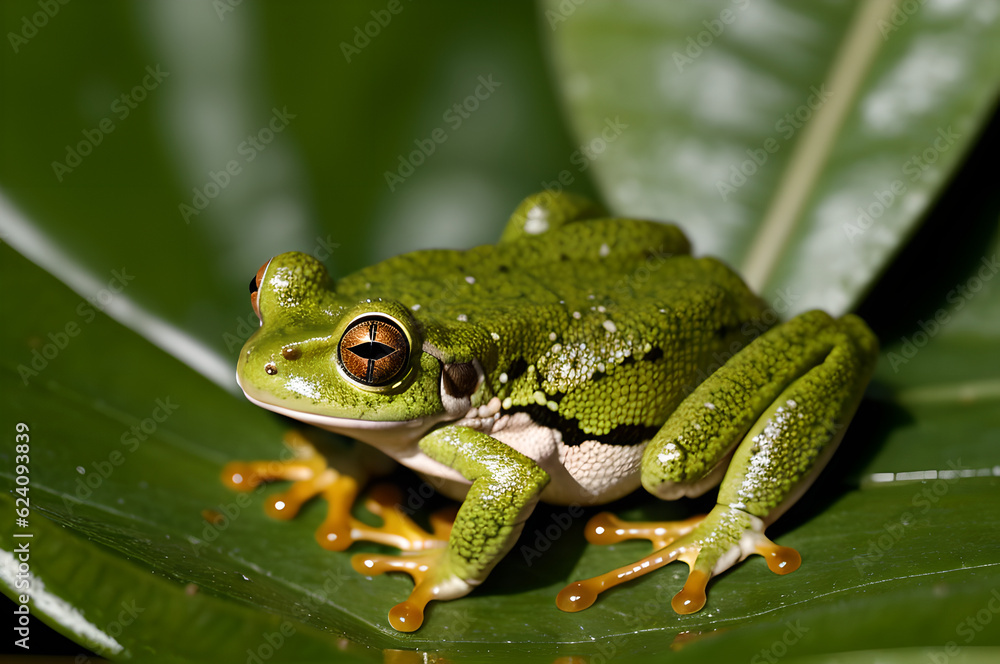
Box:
236;191;879;613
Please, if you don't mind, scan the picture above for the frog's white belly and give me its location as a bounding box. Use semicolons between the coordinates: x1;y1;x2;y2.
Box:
490;412;646;505
390;410;646;506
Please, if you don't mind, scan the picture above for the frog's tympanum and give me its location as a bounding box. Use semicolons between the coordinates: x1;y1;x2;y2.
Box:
225;192;878;632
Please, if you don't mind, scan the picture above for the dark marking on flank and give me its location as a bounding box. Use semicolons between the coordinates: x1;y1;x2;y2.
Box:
509;404;655;447
505;357;529;382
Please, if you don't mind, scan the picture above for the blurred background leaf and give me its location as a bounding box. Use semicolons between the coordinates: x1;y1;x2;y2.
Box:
544;0;1000;314
0;0;591;390
1;0;999;662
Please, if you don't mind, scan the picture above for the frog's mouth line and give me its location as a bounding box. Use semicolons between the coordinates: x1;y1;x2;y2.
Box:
236;372;450;448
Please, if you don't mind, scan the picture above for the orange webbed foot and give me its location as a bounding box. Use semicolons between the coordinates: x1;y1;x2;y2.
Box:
221;431;454;553
558;506;801;615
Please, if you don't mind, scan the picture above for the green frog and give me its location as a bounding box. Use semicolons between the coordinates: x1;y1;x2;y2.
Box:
225;192;878;632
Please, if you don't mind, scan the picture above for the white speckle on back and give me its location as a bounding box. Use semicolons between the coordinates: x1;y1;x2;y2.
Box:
457;314;468;322
490;332;500;341
599;243;610;257
499;372;508;384
602;320;617;333
411;304;421;311
572;311;581;319
705;402;716;410
465;276;476;284
524;206;549;234
549;332;557;341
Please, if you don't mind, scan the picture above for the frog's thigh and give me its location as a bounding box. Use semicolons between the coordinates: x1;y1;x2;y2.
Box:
716;312;878;522
641;310;877;502
356;425;549;632
560;312;877;615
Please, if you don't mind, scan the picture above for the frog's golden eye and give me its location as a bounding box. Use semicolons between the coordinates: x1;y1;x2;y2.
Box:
337;314;410;388
249;259;271;320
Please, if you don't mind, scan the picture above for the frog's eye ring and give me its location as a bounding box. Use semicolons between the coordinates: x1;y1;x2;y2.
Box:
249;259;271;320
337;314;410;388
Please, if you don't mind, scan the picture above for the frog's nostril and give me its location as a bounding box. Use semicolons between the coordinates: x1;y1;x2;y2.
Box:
265;362;277;375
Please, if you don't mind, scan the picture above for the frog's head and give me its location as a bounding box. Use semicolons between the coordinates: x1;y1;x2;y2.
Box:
236;252;476;448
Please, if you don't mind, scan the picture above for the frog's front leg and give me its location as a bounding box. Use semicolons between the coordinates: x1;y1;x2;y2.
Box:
354;425;549;632
558;310;878;614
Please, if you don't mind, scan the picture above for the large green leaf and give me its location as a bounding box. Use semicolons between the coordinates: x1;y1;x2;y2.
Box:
2;0;1000;662
3;219;1000;660
543;0;1000;314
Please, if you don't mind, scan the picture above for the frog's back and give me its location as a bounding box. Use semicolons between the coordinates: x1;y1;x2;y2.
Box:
340;217;767;504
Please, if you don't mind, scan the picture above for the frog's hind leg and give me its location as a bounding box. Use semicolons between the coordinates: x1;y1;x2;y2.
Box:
221;431;451;553
558;311;878;614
